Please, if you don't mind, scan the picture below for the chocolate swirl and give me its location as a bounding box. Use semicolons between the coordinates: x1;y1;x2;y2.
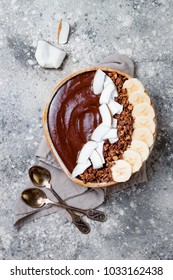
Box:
48;71;102;173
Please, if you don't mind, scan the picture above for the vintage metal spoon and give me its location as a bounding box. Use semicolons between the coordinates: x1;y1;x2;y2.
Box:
21;188;90;234
29;165;107;222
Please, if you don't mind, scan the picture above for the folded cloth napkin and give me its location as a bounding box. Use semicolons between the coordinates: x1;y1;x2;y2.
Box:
96;53;135;77
14;52;147;229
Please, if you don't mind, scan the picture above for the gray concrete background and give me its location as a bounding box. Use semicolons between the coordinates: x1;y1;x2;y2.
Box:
0;0;173;260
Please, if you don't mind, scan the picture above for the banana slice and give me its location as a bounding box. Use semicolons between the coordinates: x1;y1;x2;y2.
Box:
123;78;144;94
123;150;142;173
132;128;154;147
128;90;150;106
129;140;149;162
111;160;132;182
134;116;156;134
132;103;155;119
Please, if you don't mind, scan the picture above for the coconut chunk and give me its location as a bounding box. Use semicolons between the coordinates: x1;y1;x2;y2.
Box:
90;150;103;169
103;75;118;98
99;104;112;127
96;141;105;164
77;141;98;164
108;100;123;115
99;83;115;104
93;69;106;95
91;123;110;142
35;40;66;69
111;88;118;98
103;128;118;140
72;160;91;177
58;19;70;45
112;118;118;128
109;138;119;144
104;75;112;87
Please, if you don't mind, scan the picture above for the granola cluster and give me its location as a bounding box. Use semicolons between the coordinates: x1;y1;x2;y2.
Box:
78;71;134;183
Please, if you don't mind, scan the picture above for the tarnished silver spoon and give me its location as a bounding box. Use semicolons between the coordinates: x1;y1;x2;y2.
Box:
29;165;107;222
21;188;90;234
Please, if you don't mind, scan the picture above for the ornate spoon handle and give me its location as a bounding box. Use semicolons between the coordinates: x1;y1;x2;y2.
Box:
85;209;107;222
71;214;90;234
50;187;90;234
51;187;107;222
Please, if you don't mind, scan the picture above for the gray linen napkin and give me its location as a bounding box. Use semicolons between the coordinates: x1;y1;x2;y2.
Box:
14;53;147;229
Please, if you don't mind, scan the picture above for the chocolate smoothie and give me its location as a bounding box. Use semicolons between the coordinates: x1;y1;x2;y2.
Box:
48;71;102;173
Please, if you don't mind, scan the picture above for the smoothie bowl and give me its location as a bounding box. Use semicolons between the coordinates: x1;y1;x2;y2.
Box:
43;67;157;188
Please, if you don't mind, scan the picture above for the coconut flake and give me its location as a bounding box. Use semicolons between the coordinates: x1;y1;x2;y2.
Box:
58;19;70;45
111;88;118;98
103;128;118;140
109;138;119;144
99;104;112;127
104;75;113;87
35;40;66;69
112;118;118;128
72;160;91;177
90;150;103;169
96;141;105;164
77;141;98;164
91;123;110;142
108;100;123;115
99;83;115;104
93;69;106;95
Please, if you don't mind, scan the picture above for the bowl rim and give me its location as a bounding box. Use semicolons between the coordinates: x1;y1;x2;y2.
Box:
42;66;156;188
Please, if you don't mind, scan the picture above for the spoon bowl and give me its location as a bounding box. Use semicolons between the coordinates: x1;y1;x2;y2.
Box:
29;166;51;187
21;187;91;234
21;188;46;208
29;165;107;222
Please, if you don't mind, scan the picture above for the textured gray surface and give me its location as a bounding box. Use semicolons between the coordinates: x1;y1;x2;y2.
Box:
0;0;173;260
